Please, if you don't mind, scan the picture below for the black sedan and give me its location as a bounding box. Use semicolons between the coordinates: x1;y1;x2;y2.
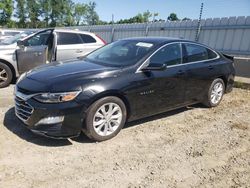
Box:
14;37;235;141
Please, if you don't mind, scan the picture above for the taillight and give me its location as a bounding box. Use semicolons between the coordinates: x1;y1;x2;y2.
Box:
95;34;106;45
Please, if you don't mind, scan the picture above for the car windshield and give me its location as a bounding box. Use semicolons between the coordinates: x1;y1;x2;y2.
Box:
0;31;34;45
86;40;155;67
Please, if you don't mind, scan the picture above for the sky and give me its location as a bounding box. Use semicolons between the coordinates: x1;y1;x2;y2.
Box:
74;0;250;22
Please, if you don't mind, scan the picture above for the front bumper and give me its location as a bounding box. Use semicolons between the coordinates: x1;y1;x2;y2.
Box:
15;93;86;139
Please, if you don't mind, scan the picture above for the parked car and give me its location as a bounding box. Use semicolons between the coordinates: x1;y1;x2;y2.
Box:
0;29;23;42
0;28;106;88
14;37;235;141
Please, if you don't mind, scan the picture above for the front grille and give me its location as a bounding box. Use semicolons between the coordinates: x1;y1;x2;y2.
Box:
15;96;33;121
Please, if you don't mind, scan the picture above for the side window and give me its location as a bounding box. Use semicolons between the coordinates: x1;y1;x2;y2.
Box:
79;34;96;43
24;30;52;46
150;43;181;66
57;32;83;45
207;48;218;59
184;43;217;63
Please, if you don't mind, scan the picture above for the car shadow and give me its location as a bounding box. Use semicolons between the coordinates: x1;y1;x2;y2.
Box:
3;104;205;146
3;107;72;147
124;103;205;129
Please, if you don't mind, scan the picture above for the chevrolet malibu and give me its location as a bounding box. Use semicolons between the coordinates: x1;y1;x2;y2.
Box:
14;37;235;141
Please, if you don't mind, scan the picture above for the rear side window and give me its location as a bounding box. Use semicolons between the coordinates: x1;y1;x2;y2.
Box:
150;43;182;66
79;34;96;43
57;32;83;45
183;43;217;63
207;48;218;59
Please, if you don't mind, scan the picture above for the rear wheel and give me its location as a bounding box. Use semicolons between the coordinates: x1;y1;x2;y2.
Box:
203;78;225;107
84;96;127;141
0;62;13;88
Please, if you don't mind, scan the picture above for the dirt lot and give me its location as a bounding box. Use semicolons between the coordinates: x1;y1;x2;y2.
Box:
0;85;249;188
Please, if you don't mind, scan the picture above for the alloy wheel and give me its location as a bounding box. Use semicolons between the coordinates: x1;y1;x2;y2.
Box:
93;102;122;136
210;82;223;104
0;68;8;84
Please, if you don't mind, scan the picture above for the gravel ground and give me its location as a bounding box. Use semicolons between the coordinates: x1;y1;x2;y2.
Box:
0;85;249;188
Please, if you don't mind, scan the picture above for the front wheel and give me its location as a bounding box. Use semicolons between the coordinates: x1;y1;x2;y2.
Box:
84;96;127;141
203;78;225;107
0;63;13;88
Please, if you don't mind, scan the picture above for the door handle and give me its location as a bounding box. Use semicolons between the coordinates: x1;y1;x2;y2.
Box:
76;50;83;53
208;65;214;70
34;52;42;56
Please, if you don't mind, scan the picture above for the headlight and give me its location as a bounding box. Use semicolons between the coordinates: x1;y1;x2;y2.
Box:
33;91;81;103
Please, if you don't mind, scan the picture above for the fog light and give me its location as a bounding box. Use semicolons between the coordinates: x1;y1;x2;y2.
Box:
35;116;64;126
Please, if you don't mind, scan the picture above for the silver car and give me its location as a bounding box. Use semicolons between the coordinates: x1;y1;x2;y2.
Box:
0;29;106;88
0;29;23;42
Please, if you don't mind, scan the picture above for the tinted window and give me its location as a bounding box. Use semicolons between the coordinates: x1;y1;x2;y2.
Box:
79;34;96;43
150;43;181;66
184;43;217;63
57;32;82;45
207;48;218;59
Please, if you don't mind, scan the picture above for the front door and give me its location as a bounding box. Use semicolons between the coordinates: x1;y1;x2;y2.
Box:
16;29;55;74
132;43;186;118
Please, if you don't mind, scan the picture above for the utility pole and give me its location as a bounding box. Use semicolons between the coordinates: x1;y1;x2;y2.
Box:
153;13;159;22
195;2;204;41
111;14;115;42
112;14;114;25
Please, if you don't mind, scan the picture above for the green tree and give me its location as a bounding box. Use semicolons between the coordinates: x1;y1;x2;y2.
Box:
167;13;179;21
74;3;87;26
116;11;155;24
0;0;14;27
182;17;191;21
40;0;51;27
49;0;61;26
63;0;75;26
49;0;75;27
85;2;99;25
142;10;152;22
27;0;41;28
15;0;27;28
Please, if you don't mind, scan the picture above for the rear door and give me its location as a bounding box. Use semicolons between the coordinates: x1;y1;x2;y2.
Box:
16;29;54;74
56;32;85;61
56;32;103;61
182;42;220;102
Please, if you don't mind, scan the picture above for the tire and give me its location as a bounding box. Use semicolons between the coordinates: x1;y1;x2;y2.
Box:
203;78;225;107
0;62;13;88
84;96;127;142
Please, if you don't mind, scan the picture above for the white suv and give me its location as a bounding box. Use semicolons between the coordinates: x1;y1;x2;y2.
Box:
0;29;106;88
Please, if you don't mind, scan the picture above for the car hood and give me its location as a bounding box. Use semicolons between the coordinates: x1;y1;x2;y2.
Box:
0;43;16;49
26;59;120;84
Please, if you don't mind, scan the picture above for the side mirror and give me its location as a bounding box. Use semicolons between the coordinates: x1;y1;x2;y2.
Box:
141;63;167;71
17;40;24;46
17;40;26;49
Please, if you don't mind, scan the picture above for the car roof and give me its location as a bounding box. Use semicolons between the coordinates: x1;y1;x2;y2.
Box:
54;28;94;35
120;37;192;44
